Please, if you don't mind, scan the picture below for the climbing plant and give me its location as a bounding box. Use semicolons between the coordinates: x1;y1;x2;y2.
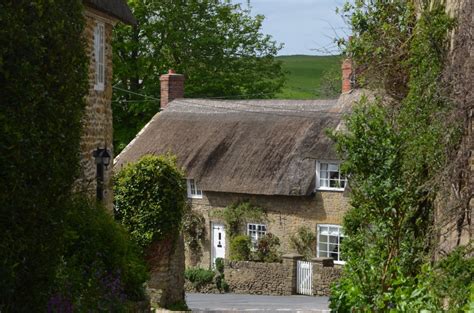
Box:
330;1;472;311
212;201;266;239
182;205;206;265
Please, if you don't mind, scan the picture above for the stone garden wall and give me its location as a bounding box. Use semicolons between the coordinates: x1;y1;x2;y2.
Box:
186;254;342;297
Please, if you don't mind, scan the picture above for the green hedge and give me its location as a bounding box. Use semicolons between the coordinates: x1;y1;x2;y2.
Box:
51;197;148;311
0;0;88;310
230;235;252;261
114;154;186;249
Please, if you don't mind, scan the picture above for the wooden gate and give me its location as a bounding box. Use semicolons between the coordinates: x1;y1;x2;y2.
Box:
297;260;313;295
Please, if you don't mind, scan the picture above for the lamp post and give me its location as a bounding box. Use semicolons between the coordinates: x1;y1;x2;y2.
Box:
93;147;111;201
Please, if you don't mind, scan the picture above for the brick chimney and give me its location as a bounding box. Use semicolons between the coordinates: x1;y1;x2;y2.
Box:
160;69;185;110
341;58;353;93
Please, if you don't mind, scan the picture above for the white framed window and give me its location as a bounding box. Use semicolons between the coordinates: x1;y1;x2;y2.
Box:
94;22;105;91
317;224;345;264
316;161;347;191
247;223;267;248
187;179;203;199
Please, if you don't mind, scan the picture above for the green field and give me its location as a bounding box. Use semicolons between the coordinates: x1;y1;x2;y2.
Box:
276;55;341;99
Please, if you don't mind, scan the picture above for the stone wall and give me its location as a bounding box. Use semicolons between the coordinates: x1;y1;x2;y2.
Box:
435;0;473;255
224;255;296;296
311;258;343;296
186;191;349;268
78;8;115;210
147;234;186;308
187;255;341;297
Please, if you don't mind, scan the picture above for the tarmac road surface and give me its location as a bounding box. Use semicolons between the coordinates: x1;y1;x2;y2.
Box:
186;293;330;313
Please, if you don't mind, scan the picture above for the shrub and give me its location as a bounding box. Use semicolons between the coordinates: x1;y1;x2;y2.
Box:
255;233;281;263
215;257;225;274
51;197;148;311
230;235;252;261
114;154;186;249
184;268;215;289
0;0;88;309
289;226;316;260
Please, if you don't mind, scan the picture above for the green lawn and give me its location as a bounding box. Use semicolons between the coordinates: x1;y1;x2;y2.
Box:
276;55;341;99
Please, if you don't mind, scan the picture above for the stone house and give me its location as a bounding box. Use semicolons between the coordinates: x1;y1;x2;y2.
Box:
115;63;361;269
78;0;135;210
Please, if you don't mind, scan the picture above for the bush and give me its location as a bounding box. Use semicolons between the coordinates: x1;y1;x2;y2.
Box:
114;154;186;249
50;197;148;311
230;235;252;261
0;0;88;310
289;226;316;260
255;233;281;263
213;202;266;239
184;268;215;289
183;206;206;264
215;257;225;274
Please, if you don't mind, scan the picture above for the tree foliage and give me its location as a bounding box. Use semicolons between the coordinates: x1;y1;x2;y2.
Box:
0;0;88;310
112;0;285;151
114;155;186;249
330;1;471;311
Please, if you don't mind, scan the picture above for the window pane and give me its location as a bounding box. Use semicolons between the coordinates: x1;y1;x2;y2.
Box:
329;171;340;180
328;164;339;172
319;234;328;243
320;178;329;187
329;227;339;235
318;244;328;255
320;163;328;171
320;170;328;179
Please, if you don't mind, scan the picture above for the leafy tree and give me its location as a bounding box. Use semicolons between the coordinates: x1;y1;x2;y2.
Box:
0;0;88;310
112;0;285;151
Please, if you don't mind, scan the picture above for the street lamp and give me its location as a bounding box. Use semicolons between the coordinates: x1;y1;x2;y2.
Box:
93;147;111;201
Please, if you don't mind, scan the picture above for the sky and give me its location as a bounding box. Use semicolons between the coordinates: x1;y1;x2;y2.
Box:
231;0;350;56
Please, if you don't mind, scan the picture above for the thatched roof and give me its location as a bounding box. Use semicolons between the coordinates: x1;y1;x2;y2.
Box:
115;91;363;196
84;0;136;25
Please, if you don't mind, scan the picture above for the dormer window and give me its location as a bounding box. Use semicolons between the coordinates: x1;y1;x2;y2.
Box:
316;161;347;191
94;22;105;91
187;179;203;199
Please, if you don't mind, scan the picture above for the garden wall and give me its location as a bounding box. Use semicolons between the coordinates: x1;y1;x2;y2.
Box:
224;255;341;296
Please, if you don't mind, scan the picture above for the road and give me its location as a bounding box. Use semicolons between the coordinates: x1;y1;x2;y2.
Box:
186;293;330;313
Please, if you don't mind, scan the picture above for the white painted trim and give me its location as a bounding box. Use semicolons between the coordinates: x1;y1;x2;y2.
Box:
187;179;203;199
315;160;346;192
93;22;105;92
316;224;345;265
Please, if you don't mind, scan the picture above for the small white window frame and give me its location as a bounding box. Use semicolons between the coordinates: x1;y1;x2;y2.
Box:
186;179;203;199
247;223;267;248
93;22;105;91
317;224;345;265
316;160;347;191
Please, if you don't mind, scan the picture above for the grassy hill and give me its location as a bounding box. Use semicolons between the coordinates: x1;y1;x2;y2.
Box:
276;55;341;99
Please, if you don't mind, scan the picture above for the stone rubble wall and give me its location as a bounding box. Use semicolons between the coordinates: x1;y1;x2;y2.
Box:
224;259;293;296
78;8;115;210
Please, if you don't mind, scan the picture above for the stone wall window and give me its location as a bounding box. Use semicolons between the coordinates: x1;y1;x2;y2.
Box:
187;179;202;199
247;223;267;247
317;224;344;264
94;22;105;91
316;161;347;191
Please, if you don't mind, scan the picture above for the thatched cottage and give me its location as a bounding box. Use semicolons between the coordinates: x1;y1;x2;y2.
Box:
78;0;135;210
115;62;362;268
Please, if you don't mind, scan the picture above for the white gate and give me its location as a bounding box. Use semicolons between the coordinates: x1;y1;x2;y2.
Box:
297;260;313;295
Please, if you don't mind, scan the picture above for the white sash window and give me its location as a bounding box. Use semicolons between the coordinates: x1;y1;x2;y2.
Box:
94;22;105;91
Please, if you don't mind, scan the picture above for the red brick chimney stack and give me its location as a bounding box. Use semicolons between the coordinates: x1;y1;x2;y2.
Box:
160;69;185;110
341;58;353;93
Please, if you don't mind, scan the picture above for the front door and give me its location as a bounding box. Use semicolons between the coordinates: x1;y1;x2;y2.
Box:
211;223;226;267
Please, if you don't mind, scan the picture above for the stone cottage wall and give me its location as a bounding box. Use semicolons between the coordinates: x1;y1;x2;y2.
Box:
77;8;115;210
186;191;349;268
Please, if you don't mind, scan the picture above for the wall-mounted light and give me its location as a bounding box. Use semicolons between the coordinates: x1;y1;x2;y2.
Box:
93;147;111;201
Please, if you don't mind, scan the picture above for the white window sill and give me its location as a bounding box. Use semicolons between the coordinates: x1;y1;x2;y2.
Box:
316;187;345;192
187;195;203;199
334;261;346;265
